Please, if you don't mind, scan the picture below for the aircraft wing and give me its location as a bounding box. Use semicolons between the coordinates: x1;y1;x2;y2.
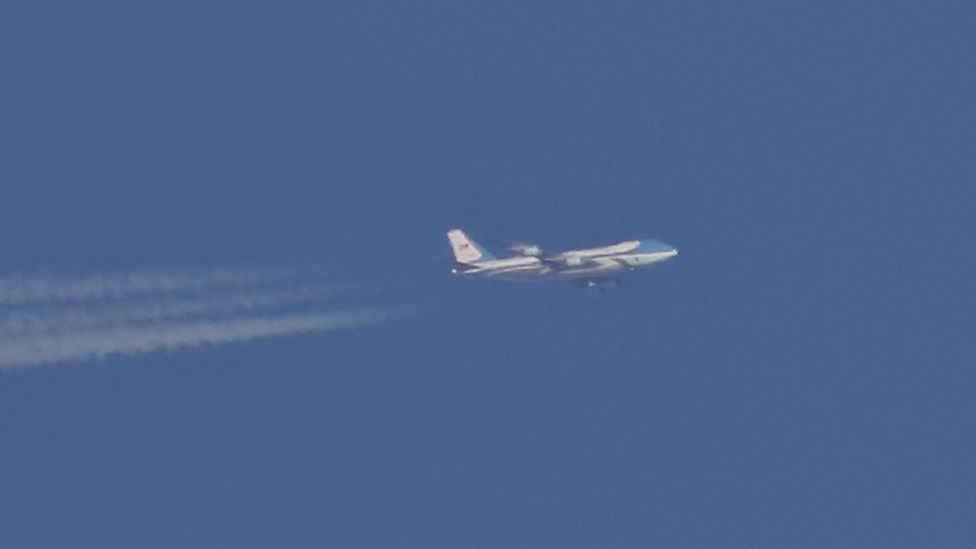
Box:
540;254;609;269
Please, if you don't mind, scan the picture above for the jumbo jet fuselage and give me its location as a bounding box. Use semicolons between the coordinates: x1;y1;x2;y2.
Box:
447;229;678;285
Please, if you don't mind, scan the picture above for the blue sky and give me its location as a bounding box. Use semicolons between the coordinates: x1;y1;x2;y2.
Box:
1;2;974;547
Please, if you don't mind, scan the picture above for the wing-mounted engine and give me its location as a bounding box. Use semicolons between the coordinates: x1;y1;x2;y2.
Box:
503;241;543;257
509;243;542;257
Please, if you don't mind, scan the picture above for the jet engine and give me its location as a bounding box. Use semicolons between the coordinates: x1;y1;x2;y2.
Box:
506;242;542;257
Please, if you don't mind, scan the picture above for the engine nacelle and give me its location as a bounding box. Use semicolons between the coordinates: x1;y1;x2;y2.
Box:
508;242;542;257
562;256;583;267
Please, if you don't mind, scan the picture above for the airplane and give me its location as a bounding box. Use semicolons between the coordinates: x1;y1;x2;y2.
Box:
447;228;678;289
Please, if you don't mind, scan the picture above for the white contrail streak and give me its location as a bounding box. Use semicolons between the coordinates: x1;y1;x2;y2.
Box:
0;269;410;370
0;285;343;336
0;308;405;370
0;269;297;305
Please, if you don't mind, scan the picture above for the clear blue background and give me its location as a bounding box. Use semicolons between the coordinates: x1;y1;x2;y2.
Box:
1;2;974;547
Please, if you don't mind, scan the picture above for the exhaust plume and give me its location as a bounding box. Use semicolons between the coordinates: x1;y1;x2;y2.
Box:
0;269;408;370
0;308;403;369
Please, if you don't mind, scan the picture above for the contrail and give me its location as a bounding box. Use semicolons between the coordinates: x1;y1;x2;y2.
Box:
0;308;404;369
0;270;411;370
0;269;299;305
0;285;344;336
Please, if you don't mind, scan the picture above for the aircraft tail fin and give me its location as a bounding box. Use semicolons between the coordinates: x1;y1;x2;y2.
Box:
447;229;495;264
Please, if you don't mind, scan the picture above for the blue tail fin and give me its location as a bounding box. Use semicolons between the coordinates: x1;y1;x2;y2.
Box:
446;229;496;264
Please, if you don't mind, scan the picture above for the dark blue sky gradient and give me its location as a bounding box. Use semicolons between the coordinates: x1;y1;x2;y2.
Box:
1;3;974;547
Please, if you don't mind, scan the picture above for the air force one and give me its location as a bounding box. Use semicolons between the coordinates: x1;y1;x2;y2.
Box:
447;228;678;289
